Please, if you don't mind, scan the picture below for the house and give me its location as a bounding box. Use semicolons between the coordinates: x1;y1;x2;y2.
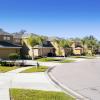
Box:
0;32;21;59
21;35;55;58
33;41;55;57
71;41;84;55
48;37;72;57
13;33;22;45
0;31;85;59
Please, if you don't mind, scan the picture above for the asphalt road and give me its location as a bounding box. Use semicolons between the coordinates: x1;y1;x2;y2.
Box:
51;58;100;100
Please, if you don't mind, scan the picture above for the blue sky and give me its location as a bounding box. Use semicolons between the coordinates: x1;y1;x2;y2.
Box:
0;0;100;39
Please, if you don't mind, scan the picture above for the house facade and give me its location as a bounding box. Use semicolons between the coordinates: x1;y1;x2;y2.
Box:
71;41;84;55
0;33;21;59
0;32;87;59
21;36;55;58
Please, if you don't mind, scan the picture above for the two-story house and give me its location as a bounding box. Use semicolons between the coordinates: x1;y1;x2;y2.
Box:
0;32;21;59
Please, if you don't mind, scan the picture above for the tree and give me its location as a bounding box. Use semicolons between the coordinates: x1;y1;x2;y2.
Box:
27;35;46;59
82;35;97;55
59;39;72;57
53;39;72;57
52;39;62;56
27;35;39;60
8;53;20;66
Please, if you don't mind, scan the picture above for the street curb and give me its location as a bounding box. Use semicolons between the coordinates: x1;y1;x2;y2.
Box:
46;66;89;100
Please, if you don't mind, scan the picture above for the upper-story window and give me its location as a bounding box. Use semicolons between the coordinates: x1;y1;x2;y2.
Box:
15;39;20;43
3;36;7;40
3;36;10;40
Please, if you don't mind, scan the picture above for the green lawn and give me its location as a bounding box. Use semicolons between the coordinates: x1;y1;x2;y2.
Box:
21;66;48;73
10;88;75;100
0;66;18;72
60;59;75;63
37;57;76;63
37;58;62;62
70;56;95;59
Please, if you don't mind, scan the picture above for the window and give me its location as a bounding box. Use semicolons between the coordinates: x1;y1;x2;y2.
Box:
3;36;7;40
7;37;10;40
3;36;10;40
15;39;20;43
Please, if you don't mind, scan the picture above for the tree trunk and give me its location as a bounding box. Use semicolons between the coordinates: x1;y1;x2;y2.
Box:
63;48;66;58
32;49;34;60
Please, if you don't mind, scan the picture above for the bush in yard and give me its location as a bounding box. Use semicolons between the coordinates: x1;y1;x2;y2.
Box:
8;53;19;60
0;61;15;67
0;61;7;66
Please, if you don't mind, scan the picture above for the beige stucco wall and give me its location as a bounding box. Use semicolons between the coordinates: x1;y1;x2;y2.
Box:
73;48;83;55
0;48;20;59
13;38;22;44
33;47;55;57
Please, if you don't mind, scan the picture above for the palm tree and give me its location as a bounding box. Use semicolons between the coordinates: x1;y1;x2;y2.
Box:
59;39;72;57
27;35;46;59
37;36;47;57
27;35;40;60
52;39;62;56
82;35;97;55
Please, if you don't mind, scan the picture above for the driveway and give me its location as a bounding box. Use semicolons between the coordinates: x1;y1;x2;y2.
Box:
50;58;100;100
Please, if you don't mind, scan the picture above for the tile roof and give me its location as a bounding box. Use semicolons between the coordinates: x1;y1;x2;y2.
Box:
0;41;21;48
33;41;54;48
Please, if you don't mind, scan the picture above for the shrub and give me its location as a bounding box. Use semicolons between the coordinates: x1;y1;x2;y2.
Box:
8;53;19;60
0;61;7;66
0;61;15;67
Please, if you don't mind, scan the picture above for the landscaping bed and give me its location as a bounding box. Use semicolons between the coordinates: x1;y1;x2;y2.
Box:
10;88;75;100
21;66;48;73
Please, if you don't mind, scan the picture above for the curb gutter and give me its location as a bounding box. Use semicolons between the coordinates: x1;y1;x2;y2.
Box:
46;66;90;100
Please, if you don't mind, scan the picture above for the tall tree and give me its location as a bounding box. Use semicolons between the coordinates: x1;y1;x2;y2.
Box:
59;39;72;57
27;35;46;59
52;39;62;56
82;35;97;55
27;35;39;59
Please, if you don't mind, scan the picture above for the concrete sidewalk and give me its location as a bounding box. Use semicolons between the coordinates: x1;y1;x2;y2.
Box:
0;59;86;100
0;63;61;100
0;88;10;100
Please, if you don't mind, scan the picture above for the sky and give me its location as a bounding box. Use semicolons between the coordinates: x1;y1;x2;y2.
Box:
0;0;100;39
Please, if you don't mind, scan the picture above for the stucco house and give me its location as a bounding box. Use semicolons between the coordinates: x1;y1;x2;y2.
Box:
71;41;84;55
21;35;55;58
0;32;21;59
51;40;71;57
0;32;86;59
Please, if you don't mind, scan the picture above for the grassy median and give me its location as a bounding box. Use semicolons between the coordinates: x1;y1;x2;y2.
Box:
21;66;48;73
37;57;75;63
37;58;62;62
10;88;75;100
60;59;75;63
0;66;18;72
